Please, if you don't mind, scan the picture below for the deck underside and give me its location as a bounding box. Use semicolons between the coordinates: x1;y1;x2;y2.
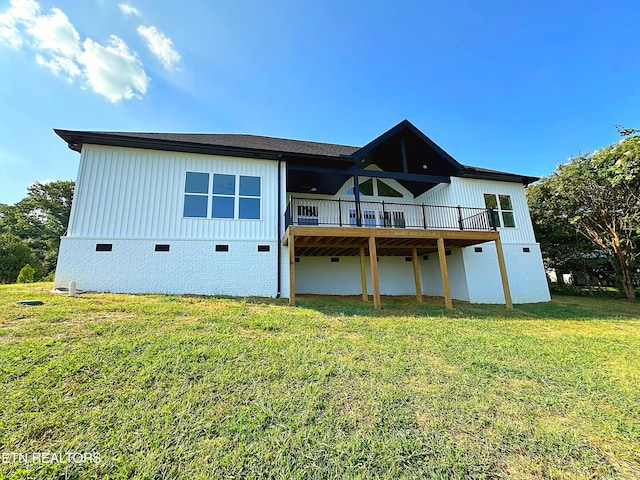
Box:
283;226;512;310
282;225;500;256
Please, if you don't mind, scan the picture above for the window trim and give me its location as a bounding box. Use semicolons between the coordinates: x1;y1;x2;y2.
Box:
183;171;262;221
483;193;516;228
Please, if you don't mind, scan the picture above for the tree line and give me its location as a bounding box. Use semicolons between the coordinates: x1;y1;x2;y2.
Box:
0;181;74;283
527;129;640;301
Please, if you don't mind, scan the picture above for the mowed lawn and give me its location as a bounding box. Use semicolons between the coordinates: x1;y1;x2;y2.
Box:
1;284;639;479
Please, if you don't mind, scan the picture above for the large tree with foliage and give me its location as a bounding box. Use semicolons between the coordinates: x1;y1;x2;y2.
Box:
0;180;74;276
0;233;40;283
530;135;640;301
527;182;613;288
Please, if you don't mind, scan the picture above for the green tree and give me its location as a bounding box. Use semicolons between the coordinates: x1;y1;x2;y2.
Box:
0;233;40;283
0;180;74;274
527;182;612;289
16;264;35;283
531;135;640;301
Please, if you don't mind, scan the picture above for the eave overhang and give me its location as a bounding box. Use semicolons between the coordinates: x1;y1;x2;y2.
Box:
460;166;539;186
54;129;355;165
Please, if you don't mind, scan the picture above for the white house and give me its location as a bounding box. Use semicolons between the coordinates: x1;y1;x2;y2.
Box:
53;120;550;308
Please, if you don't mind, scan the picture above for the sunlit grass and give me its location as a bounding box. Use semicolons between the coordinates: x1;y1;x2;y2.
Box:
1;283;639;479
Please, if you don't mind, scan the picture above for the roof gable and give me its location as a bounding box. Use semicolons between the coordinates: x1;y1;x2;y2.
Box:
344;120;465;196
352;119;464;173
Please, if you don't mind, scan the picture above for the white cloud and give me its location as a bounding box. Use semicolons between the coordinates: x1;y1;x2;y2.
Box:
137;25;180;71
0;17;22;48
80;36;149;102
0;0;152;102
36;53;81;81
27;7;81;57
8;0;39;18
0;0;40;48
118;3;140;17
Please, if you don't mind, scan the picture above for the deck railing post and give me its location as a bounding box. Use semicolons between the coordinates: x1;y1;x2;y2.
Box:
353;173;362;227
381;201;386;227
457;205;464;230
338;198;342;227
422;204;427;229
285;200;292;228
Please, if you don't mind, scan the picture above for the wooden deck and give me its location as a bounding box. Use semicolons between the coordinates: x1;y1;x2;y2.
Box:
283;225;513;310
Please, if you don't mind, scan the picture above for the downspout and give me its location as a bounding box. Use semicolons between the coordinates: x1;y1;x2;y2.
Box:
276;156;283;298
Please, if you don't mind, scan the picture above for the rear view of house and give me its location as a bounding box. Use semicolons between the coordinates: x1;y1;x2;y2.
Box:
53;120;550;307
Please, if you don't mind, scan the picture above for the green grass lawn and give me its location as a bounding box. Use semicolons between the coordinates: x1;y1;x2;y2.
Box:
1;284;639;479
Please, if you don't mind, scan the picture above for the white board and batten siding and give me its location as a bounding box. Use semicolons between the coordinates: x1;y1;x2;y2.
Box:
68;145;279;240
416;177;550;303
56;145;286;297
417;177;536;244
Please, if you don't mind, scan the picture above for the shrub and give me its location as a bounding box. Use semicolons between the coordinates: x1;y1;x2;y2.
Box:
42;271;56;282
549;282;624;298
0;233;38;283
16;264;35;283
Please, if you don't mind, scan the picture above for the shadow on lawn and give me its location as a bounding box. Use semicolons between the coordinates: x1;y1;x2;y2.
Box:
288;294;640;321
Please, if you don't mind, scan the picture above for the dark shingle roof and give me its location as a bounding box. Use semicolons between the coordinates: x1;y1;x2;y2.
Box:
55;130;358;158
54;127;539;185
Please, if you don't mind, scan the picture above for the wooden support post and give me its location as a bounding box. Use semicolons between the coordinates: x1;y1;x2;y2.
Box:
359;246;368;301
288;233;296;306
437;237;453;309
412;247;422;302
368;236;381;309
494;237;513;309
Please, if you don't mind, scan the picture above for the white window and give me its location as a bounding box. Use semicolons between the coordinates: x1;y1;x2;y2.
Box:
184;172;261;220
297;205;319;225
383;210;405;228
184;172;209;218
238;176;261;220
212;174;235;218
483;194;515;228
349;209;376;226
348;209;405;227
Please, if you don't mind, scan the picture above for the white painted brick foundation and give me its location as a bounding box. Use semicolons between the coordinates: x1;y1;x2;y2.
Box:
54;238;279;297
293;243;549;303
56;238;550;304
421;242;550;304
295;256;419;296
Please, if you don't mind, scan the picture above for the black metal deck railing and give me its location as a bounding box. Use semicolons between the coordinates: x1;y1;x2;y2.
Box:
285;197;496;231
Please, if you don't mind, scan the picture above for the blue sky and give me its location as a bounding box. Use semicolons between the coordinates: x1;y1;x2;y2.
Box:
1;0;640;204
